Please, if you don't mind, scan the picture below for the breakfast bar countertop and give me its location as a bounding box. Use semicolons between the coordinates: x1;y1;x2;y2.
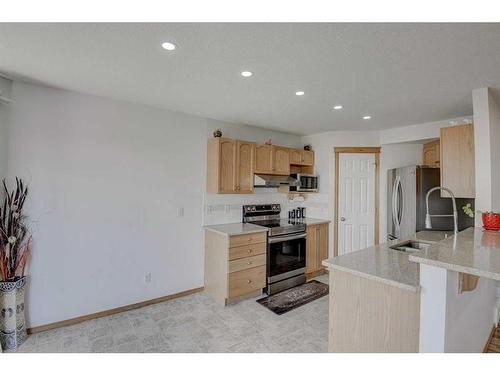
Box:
322;230;452;292
409;227;500;281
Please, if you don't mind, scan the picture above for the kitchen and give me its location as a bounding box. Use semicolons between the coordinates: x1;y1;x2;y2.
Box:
1;22;500;358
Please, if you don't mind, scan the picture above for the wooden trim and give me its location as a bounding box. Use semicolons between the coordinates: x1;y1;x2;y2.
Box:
334;147;381;257
334;152;340;257
27;286;204;335
306;269;327;280
483;324;498;353
334;147;381;154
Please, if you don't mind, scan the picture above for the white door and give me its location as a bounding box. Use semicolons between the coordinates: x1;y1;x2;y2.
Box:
337;153;376;255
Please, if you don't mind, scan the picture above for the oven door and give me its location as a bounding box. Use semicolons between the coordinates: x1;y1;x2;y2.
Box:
267;232;306;283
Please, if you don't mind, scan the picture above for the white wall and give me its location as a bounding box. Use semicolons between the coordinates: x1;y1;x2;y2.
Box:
419;263;498;352
379;116;472;145
0;104;9;179
7;82;301;327
472;87;500;223
488;91;500;212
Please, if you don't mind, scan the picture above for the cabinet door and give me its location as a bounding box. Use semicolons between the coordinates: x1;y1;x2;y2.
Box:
316;224;329;270
290;149;302;165
273;146;290;175
440;124;475;198
255;145;273;174
301;150;314;166
218;138;236;193
423;140;440;167
235;141;255;193
306;225;318;274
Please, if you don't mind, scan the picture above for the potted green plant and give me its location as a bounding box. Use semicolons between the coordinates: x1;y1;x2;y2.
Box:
0;178;31;352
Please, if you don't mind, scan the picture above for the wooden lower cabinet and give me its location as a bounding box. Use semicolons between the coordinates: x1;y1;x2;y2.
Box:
205;229;267;305
306;223;329;277
329;269;420;352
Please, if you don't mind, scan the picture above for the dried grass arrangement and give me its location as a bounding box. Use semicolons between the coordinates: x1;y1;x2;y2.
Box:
0;178;31;282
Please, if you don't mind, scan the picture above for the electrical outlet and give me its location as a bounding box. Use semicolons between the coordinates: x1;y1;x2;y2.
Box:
145;273;152;283
224;204;230;213
177;207;184;217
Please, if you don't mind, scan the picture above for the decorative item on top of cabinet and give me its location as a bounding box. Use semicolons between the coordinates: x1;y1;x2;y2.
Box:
206;137;255;194
213;129;222;138
440;124;475;198
306;223;329;278
423;140;440;167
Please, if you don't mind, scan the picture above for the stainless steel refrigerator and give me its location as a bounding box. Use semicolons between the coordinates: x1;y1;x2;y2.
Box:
387;166;474;240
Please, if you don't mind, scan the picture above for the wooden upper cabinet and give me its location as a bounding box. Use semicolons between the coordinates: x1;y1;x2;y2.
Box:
290;149;302;164
440;124;475;198
255;144;273;174
290;148;314;166
272;146;290;175
235;140;255;193
207;138;255;194
302;150;314;166
423;140;440;167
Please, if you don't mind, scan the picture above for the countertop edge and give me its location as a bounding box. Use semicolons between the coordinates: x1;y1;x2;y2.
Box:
203;225;268;237
322;261;420;292
408;254;500;281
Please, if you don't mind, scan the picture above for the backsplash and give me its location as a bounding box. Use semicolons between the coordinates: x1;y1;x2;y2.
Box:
202;190;330;225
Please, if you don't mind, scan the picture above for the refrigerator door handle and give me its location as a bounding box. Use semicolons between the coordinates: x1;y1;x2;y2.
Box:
392;176;400;233
397;177;405;228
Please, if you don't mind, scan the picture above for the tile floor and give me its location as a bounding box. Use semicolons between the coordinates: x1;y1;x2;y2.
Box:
17;275;329;353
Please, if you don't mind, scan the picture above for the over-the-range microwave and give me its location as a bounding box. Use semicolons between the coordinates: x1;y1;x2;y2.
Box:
289;174;318;192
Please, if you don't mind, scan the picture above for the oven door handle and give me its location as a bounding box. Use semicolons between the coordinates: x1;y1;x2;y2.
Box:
268;233;307;244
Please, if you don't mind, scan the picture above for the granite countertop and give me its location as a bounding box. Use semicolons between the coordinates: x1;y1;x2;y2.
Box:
322;231;451;292
203;223;269;236
409;227;500;281
295;218;331;225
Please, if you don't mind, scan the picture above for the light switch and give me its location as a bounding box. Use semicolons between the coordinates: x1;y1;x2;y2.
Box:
177;207;184;217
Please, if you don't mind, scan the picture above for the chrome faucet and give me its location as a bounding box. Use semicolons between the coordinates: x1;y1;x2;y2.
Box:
425;186;458;235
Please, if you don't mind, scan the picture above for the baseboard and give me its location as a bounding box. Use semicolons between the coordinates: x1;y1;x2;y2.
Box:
306;269;327;280
27;286;204;335
483;323;498;353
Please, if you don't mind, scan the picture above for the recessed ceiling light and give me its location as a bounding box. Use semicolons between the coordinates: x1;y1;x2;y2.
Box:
295;91;305;96
362;115;372;120
241;71;253;78
333;105;343;110
161;42;177;51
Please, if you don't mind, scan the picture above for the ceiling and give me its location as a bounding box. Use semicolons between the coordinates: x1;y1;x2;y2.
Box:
1;23;499;135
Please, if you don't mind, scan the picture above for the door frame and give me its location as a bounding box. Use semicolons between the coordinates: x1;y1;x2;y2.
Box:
334;147;381;256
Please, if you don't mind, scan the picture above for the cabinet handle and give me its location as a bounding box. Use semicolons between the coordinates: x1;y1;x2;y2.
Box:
247;279;252;284
247;261;252;265
247;249;252;253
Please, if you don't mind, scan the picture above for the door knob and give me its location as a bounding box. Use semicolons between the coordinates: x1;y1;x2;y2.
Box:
340;217;346;221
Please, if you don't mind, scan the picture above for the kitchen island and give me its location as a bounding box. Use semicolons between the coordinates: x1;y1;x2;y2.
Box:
322;229;500;352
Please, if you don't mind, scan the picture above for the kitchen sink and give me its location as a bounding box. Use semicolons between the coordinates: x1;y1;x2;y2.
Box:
389;240;432;253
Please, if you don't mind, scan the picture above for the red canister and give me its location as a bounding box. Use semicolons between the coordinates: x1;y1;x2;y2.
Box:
482;212;500;231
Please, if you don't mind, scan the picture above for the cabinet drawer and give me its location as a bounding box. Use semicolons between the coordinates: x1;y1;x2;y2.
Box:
228;254;266;273
228;242;266;261
228;266;266;298
229;232;266;248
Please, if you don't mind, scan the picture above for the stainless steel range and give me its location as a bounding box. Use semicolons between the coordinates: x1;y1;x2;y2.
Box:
243;204;306;295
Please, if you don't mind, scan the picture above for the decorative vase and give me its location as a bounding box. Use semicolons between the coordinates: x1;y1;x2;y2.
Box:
213;129;222;138
0;277;27;352
304;145;311;151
